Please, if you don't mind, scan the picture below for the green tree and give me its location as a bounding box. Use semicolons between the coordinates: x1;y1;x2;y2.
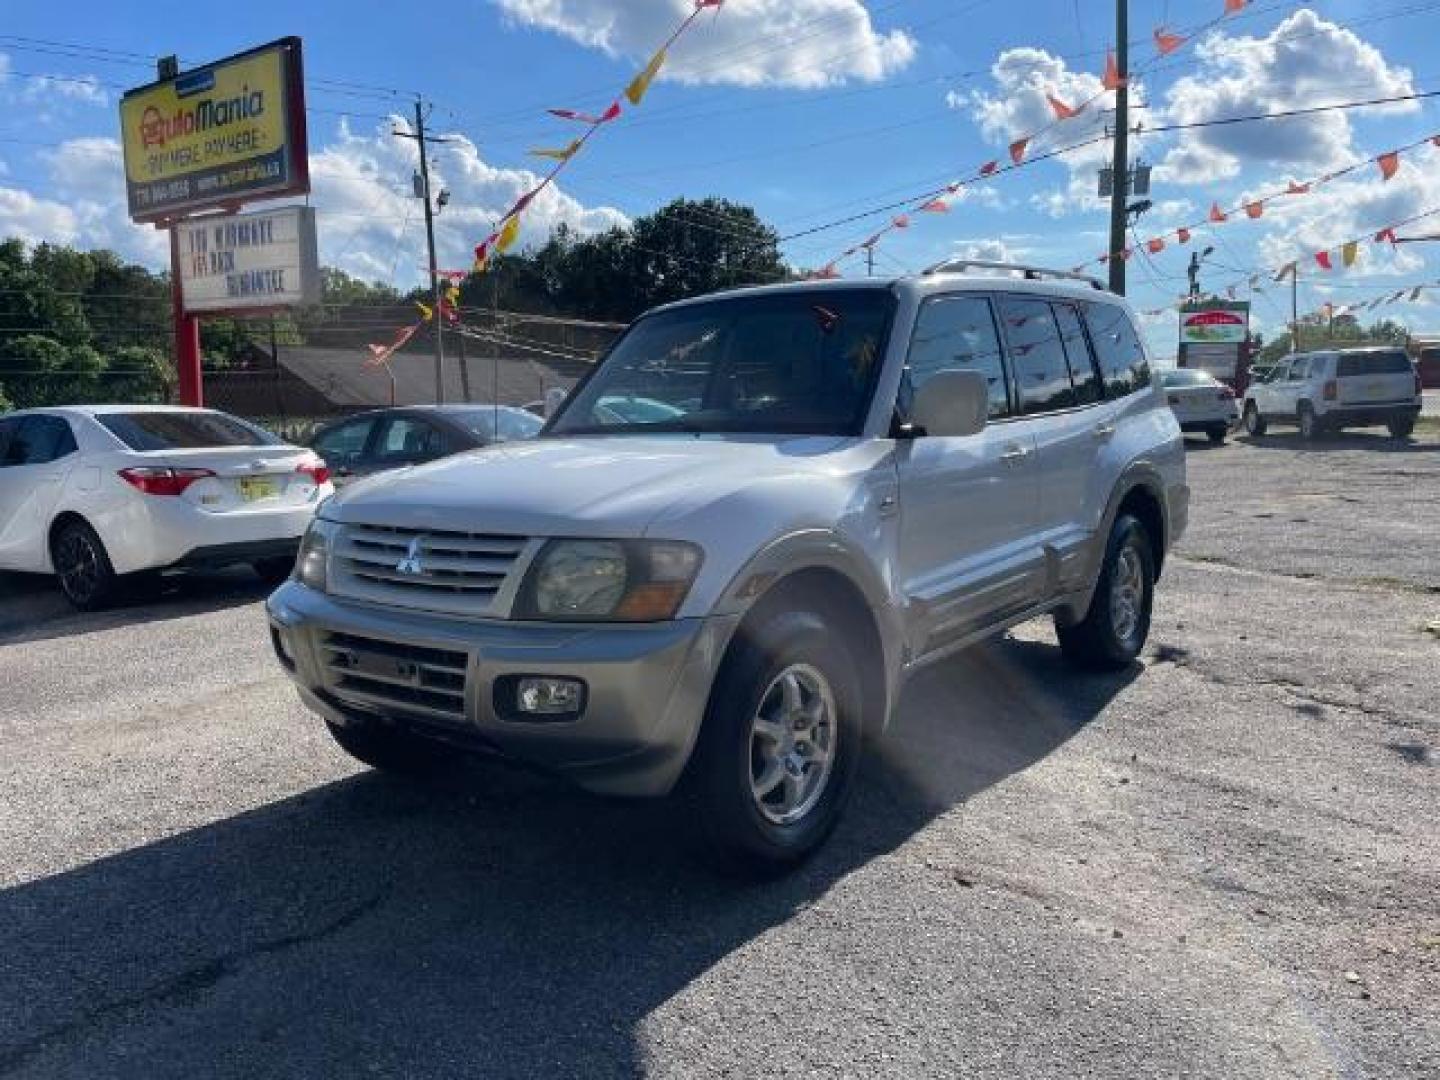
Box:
0;336;105;407
0;382;12;412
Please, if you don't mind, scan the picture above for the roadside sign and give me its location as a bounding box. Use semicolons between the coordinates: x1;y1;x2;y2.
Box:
176;206;320;313
119;38;308;222
1178;300;1249;380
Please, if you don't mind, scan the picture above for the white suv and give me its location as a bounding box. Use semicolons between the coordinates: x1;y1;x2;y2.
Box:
1242;348;1422;440
268;262;1188;868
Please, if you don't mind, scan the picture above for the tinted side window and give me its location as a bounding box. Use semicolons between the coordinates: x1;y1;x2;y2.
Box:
3;416;77;466
1338;351;1410;376
998;296;1073;414
1053;302;1102;405
904;295;1011;419
312;419;376;466
1082;302;1150;397
373;418;447;463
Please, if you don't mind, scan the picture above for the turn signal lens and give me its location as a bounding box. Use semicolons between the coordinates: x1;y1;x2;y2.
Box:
118;466;215;496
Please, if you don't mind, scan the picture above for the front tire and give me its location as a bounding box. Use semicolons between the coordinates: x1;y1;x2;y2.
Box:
1207;423;1228;445
1056;514;1155;671
325;719;453;775
684;608;863;872
1388;416;1415;439
1298;402;1320;441
51;519;118;611
1243;401;1267;436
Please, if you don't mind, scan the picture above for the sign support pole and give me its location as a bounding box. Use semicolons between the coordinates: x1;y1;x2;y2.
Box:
1106;0;1129;296
169;226;203;407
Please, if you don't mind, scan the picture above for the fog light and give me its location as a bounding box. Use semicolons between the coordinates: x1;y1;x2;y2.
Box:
517;676;585;715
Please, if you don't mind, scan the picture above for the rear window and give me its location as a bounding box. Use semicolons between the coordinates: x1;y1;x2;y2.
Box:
1162;369;1216;387
1337;352;1411;377
97;411;279;451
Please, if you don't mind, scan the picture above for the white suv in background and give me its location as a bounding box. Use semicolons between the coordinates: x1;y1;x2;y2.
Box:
1243;348;1422;440
268;262;1188;869
0;405;333;609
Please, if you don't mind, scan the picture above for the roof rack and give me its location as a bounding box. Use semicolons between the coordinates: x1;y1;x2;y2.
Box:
921;258;1108;292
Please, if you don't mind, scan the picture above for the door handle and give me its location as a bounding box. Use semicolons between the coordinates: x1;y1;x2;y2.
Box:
999;444;1030;464
1093;422;1117;439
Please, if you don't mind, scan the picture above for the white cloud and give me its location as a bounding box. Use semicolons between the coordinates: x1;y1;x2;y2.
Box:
21;73;107;106
1157;9;1416;184
490;0;915;88
0;187;80;246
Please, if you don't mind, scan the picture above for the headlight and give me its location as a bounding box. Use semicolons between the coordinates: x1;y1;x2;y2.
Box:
519;539;702;621
296;518;335;592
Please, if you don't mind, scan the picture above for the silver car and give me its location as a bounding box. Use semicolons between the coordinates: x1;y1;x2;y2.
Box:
268;261;1187;869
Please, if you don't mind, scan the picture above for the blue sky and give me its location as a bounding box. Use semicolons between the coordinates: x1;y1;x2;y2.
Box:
2;0;1438;355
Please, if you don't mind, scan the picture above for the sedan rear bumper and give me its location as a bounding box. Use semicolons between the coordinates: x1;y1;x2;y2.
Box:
1321;401;1421;426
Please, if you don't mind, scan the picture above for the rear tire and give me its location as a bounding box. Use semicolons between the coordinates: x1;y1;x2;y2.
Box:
1056;514;1155;671
1298;402;1320;441
1206;424;1228;445
252;556;295;587
1243;401;1267;436
325;719;454;775
683;608;863;873
1388;416;1415;439
50;519;118;611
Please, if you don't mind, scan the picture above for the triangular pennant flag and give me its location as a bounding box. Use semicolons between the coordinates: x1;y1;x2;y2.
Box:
529;139;582;162
1224;0;1248;13
979;160;999;176
1314;250;1333;270
1209;202;1228;223
1103;49;1126;91
415;301;433;321
625;48;667;106
919;199;950;212
547;103;622;125
496;213;521;253
1375;227;1398;244
1047;94;1082;121
1177;227;1192;244
1154;28;1185;55
445;284;461;306
1147;237;1165;254
1274;262;1296;282
893;214;910;229
472;241;490;275
1377;151;1400;181
1009;137;1029;165
1245;201;1264;219
1286;180;1310;195
1341;241;1359;267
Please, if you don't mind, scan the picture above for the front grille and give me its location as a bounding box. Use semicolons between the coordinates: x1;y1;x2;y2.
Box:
330;524;530;616
320;630;470;721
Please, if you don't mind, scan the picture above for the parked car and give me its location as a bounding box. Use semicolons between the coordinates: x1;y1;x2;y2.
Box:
309;404;542;485
268;261;1187;869
0;405;332;609
1242;347;1423;439
1161;368;1238;444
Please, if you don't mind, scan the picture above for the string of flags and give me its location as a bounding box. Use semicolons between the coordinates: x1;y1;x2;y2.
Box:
814;0;1255;277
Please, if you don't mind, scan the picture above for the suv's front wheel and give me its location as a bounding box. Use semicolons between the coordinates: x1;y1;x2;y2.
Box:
1388;416;1415;439
685;608;862;872
1243;401;1267;436
1056;513;1155;670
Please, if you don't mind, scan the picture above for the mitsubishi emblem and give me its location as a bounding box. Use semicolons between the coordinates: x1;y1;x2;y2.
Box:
395;535;426;576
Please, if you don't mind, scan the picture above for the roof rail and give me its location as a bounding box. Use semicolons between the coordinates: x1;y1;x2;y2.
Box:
921;258;1108;292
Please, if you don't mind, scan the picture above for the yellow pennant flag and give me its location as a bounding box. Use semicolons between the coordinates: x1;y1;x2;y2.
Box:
529;139;582;162
446;284;461;305
1341;240;1359;268
496;214;522;254
415;301;433;321
626;48;667;106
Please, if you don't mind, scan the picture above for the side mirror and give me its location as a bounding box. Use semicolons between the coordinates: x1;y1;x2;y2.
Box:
909;370;989;438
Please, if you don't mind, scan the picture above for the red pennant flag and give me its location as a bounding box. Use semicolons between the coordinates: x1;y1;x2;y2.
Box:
1103;50;1126;91
1154;28;1185;55
1245;201;1264;219
979;160;999;176
1377;151;1400;180
1209;202;1228;223
1286;180;1310;195
1314;250;1333;270
1147;237;1165;254
919;199;949;213
1047;94;1082;121
548;104;620;124
1177;227;1191;244
892;214;910;229
1009;137;1029;165
1375;227;1398;244
696;0;725;7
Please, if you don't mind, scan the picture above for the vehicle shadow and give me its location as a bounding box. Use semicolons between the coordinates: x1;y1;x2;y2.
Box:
0;569;275;646
1179;434;1230;452
1236;430;1440;454
0;635;1138;1079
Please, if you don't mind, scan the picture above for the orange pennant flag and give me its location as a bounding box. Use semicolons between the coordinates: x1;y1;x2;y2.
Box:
1341;241;1359;267
1245;201;1264;219
1047;94;1082;121
1314;250;1333;270
1209;202;1228;223
1009;137;1029;165
1154;27;1185;55
979;160;999;176
1177;227;1191;244
1286;180;1310;195
1147;237;1165;254
1103;49;1126;91
1224;0;1248;13
626;48;667;106
893;214;910;229
920;199;949;212
1377;151;1400;180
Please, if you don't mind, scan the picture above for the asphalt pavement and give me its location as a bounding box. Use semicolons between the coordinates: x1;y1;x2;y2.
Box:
1;427;1437;1079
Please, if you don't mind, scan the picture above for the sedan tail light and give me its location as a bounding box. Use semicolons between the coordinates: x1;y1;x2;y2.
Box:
1322;379;1338;401
296;457;331;486
118;466;216;496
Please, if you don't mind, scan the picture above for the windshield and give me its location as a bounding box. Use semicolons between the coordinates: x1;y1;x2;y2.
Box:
548;289;895;436
97;410;280;451
1162;369;1217;387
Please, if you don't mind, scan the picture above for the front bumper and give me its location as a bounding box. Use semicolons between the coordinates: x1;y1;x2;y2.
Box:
266;581;739;797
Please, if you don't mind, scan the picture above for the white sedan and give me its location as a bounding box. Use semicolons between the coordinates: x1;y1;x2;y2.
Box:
0;405;333;609
1161;368;1239;444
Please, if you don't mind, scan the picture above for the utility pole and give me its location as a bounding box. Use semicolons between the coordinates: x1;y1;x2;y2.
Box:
1290;263;1300;351
1107;0;1130;296
393;101;452;404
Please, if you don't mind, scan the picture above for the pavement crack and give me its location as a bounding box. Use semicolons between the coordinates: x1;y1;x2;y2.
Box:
0;890;387;1076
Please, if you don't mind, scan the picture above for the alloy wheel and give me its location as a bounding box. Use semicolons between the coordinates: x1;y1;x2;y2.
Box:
748;663;838;826
1109;544;1145;645
56;531;101;604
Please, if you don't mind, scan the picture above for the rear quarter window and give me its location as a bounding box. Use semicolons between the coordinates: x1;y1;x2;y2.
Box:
1081;302;1151;397
97;411;279;451
1337;352;1412;377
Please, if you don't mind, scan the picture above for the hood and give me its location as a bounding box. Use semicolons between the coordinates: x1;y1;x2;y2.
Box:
320;434;855;538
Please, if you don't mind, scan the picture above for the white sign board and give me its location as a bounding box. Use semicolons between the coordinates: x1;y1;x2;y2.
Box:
177;205;319;313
